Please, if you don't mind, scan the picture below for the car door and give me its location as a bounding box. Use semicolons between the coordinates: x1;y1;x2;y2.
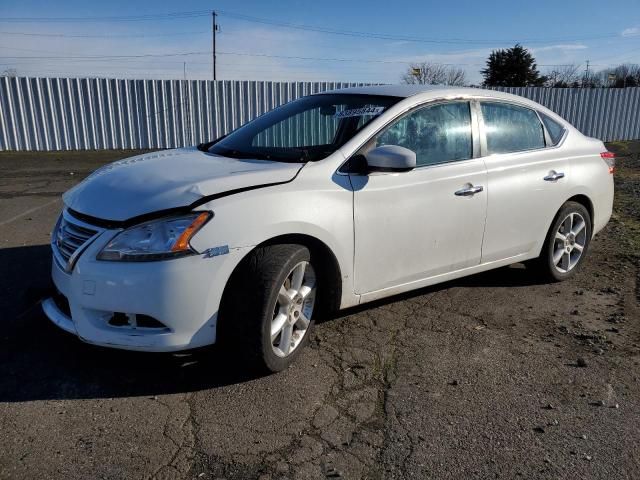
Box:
478;101;571;263
349;100;488;295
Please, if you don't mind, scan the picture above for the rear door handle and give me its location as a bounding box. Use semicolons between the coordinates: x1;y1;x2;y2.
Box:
454;185;484;196
544;171;565;181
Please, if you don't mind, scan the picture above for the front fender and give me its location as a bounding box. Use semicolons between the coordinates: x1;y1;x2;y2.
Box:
190;175;357;310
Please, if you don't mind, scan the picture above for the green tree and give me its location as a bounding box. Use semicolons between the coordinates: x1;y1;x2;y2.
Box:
481;44;546;87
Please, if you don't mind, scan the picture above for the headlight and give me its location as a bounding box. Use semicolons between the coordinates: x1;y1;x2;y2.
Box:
97;212;211;261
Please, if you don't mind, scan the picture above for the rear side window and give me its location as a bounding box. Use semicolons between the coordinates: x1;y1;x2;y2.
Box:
481;102;545;154
540;113;566;146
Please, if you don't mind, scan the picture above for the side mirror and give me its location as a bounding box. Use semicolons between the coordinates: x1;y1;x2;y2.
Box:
365;145;416;172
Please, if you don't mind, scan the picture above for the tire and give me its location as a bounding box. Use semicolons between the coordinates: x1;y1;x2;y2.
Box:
535;201;592;282
218;244;317;373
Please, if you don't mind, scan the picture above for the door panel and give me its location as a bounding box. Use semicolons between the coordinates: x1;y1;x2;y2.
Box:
478;101;571;262
481;150;571;262
350;158;487;294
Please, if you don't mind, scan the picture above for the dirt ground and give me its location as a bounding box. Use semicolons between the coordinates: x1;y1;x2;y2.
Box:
0;143;638;480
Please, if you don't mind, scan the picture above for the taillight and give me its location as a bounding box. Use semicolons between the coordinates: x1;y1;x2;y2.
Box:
601;151;615;174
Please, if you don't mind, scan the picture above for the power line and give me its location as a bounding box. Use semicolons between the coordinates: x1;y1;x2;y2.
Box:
1;59;401;73
0;51;212;60
216;10;625;46
217;51;579;68
0;48;582;67
5;66;368;81
590;46;640;65
218;51;455;65
0;11;211;23
0;30;209;38
0;8;629;46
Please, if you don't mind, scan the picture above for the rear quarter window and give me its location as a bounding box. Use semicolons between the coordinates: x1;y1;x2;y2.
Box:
540;113;567;146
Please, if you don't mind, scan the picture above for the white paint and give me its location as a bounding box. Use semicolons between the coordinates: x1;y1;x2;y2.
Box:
63;147;303;221
42;85;614;353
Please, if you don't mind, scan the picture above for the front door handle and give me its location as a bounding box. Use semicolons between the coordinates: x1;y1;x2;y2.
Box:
544;171;565;181
454;185;484;196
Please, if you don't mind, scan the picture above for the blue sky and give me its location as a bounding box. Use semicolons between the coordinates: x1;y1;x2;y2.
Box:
1;0;639;83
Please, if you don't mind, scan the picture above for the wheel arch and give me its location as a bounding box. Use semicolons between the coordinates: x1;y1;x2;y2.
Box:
536;193;595;258
566;194;594;227
220;233;343;323
261;234;342;315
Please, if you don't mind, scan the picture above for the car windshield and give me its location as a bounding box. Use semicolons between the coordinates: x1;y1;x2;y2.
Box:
208;94;400;162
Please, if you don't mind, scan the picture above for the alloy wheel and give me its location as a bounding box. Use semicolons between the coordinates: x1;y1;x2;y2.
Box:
553;212;587;274
271;261;316;357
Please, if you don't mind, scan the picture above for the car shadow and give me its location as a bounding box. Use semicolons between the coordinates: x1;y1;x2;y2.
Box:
0;245;263;403
1;244;547;403
327;261;548;320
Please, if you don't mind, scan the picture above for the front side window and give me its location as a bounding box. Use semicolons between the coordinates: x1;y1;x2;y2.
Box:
540;113;566;146
375;102;473;167
209;94;400;162
481;102;545;154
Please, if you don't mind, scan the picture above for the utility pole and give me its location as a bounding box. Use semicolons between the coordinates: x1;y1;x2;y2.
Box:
583;60;590;87
212;11;218;81
183;61;191;142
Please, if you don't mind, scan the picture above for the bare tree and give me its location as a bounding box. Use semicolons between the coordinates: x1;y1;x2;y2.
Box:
1;68;17;77
595;64;640;87
444;67;467;87
545;65;581;87
402;62;467;86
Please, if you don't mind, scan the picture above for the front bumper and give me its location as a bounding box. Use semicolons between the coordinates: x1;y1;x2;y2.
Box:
42;226;249;352
42;296;77;335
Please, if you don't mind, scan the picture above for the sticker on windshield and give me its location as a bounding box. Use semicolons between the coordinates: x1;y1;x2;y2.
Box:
335;106;385;119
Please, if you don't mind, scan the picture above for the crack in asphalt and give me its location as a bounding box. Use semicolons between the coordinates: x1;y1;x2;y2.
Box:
3;146;640;480
148;393;196;480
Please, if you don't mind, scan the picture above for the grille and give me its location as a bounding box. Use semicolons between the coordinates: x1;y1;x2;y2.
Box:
52;211;100;271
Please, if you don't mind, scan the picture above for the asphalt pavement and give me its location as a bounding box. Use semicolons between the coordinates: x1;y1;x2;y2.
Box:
1;146;639;479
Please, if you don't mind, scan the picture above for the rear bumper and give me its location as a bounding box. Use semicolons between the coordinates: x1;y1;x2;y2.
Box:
43;229;250;352
593;176;614;236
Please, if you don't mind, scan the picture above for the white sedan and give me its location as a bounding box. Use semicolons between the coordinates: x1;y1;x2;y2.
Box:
43;85;614;372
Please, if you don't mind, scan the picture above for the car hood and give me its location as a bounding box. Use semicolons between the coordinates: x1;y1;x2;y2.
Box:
63;147;303;222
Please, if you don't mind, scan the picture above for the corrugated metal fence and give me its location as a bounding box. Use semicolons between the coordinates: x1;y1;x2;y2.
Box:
494;87;640;145
0;78;372;151
1;77;639;151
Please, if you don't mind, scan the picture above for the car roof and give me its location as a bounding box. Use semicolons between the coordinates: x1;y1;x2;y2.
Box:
320;84;464;97
319;84;534;104
317;84;570;123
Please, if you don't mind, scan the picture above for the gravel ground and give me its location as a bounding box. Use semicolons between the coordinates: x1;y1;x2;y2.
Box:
0;144;638;480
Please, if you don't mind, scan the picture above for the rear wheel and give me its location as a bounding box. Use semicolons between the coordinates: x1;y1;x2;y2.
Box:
218;244;317;372
536;201;592;281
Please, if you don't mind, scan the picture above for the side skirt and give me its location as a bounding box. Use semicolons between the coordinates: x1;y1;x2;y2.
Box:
358;252;535;305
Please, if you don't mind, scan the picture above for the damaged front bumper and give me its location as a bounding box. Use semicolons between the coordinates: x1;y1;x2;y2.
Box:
42;226;249;352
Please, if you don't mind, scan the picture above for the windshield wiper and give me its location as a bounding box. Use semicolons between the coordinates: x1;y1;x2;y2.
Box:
213;147;298;162
212;145;325;163
292;147;337;162
214;148;264;160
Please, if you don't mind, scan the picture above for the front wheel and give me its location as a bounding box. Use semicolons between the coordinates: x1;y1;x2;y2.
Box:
218;244;317;372
536;201;592;282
